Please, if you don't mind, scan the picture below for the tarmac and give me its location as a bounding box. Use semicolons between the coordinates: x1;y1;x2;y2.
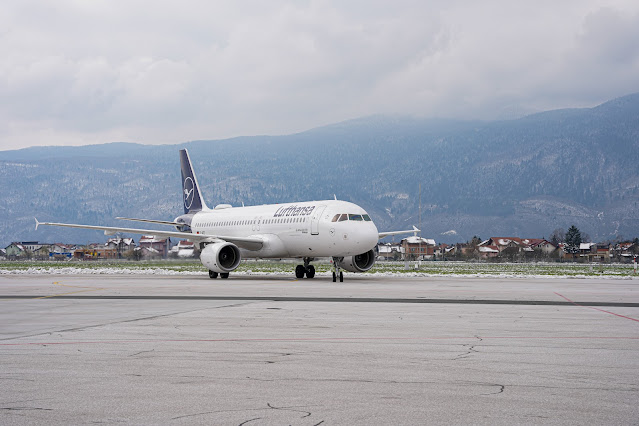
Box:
1;273;638;425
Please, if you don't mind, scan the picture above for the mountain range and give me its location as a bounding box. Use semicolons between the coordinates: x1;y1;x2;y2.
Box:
1;93;638;247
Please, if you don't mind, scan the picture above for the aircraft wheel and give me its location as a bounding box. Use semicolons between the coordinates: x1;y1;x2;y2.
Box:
295;265;305;279
339;272;343;282
305;265;315;279
220;273;230;279
332;272;336;282
209;270;218;279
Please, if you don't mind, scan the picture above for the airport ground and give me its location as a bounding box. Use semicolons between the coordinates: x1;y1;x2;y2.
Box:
1;274;638;425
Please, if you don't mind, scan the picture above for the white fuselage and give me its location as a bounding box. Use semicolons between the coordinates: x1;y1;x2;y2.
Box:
189;200;379;258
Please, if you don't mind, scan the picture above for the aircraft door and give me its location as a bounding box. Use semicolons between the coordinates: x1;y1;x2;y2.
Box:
310;206;326;235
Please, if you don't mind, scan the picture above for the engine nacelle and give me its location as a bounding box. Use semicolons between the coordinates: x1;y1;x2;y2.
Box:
200;242;241;273
337;249;376;273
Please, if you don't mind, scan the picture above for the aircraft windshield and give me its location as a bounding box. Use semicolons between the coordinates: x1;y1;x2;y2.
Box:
331;213;372;222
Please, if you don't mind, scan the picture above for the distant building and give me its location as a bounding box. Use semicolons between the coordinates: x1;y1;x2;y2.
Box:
136;246;161;259
376;242;403;260
526;239;556;255
401;236;436;260
171;240;195;258
480;237;556;257
17;241;43;252
5;243;26;258
614;242;638;262
482;237;529;254
74;245;117;260
139;236;171;258
577;243;610;262
34;244;52;260
106;238;135;258
478;245;499;259
4;241;45;259
50;243;75;260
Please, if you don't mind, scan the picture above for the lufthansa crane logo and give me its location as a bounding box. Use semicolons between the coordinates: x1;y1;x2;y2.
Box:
183;177;195;209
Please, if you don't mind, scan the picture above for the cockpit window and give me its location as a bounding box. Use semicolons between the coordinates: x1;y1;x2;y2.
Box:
333;213;372;222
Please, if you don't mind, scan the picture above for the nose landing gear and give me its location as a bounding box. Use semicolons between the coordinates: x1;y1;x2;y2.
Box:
332;256;344;282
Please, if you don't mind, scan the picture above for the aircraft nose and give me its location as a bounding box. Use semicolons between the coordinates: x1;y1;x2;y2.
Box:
359;222;379;250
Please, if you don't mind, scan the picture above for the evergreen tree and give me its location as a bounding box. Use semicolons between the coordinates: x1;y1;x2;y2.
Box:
565;225;582;254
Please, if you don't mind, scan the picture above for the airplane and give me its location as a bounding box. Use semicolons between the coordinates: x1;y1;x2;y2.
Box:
36;149;418;282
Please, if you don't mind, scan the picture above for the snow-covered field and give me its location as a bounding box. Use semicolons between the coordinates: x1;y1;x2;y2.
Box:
1;260;636;279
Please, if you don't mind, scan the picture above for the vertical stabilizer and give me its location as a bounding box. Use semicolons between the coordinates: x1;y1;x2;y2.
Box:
179;149;209;214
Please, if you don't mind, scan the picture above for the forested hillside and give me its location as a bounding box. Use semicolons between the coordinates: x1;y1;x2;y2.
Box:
1;93;638;246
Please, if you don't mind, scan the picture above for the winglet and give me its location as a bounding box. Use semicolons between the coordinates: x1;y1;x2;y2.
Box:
35;217;40;230
413;225;420;236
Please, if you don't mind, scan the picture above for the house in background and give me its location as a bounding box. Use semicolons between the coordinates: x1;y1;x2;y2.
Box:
50;243;75;260
171;240;196;258
480;237;556;258
376;242;403;260
139;236;171;258
34;244;52;260
136;246;161;259
106;238;135;258
525;239;556;255
478;245;499;259
401;236;436;260
578;243;611;262
5;242;26;259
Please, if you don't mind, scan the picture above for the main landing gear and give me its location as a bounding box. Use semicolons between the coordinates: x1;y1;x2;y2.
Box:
295;257;316;279
208;270;229;279
332;256;344;282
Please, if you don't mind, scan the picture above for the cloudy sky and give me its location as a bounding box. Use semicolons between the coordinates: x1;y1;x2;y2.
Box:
1;0;639;150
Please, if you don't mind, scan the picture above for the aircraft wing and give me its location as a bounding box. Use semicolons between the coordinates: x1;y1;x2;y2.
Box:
35;218;264;250
378;226;420;239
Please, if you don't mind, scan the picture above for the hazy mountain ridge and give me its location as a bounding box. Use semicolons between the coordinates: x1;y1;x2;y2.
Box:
1;93;638;246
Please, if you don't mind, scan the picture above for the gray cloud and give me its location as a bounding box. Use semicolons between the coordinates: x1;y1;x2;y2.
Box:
1;0;639;150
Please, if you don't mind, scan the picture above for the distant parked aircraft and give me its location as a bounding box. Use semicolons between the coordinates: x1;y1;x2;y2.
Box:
37;149;418;281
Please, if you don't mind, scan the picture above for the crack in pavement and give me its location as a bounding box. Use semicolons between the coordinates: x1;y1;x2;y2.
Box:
1;407;53;411
243;376;637;393
480;384;506;395
452;336;483;360
170;403;321;422
238;417;261;425
267;402;312;418
0;302;255;342
128;349;155;357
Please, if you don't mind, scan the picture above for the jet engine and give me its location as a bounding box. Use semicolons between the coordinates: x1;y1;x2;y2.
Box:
337;249;376;273
200;242;241;273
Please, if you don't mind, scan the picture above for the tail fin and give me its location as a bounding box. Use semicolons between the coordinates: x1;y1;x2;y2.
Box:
179;149;209;214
